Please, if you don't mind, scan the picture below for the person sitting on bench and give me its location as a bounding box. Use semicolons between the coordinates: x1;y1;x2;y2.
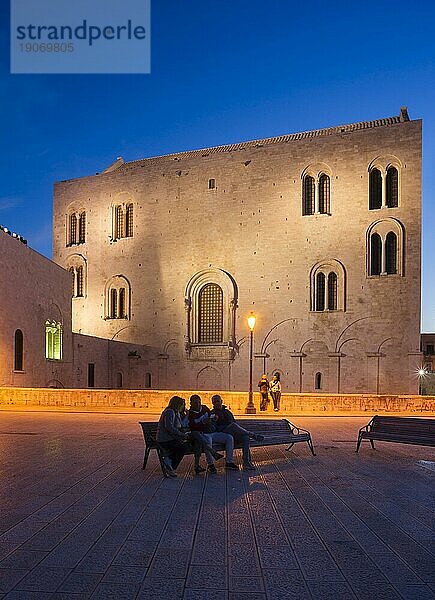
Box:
157;396;222;477
189;394;239;472
210;394;264;471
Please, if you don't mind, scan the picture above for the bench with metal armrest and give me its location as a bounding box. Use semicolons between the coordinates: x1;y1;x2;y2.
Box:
356;415;435;452
139;418;316;475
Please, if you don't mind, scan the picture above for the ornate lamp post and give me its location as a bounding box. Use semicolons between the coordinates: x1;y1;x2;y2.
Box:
245;312;257;414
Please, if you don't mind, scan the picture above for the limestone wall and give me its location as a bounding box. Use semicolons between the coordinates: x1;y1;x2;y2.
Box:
53;115;423;395
0;387;433;416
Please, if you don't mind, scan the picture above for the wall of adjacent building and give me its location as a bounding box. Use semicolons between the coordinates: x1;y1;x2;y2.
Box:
0;387;433;416
0;228;73;388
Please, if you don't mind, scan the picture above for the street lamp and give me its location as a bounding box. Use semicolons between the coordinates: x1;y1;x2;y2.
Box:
246;312;257;414
418;367;428;395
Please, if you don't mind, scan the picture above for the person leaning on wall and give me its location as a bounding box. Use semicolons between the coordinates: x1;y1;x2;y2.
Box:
269;372;282;412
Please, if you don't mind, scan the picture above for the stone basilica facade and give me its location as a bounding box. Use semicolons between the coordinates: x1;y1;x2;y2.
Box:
53;108;422;393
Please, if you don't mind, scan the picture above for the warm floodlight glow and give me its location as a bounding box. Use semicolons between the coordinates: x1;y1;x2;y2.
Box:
417;368;427;377
247;313;256;331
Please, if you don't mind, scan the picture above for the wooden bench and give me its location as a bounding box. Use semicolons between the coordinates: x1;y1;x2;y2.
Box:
139;418;315;475
356;415;435;452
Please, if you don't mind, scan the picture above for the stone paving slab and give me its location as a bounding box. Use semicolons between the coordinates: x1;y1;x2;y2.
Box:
0;412;433;599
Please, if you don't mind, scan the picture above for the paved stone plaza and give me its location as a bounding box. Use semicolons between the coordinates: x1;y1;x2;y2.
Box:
0;412;433;599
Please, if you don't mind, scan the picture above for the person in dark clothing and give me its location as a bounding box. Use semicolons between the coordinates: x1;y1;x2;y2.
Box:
189;394;238;472
258;374;270;411
210;394;264;470
157;396;222;477
156;396;190;477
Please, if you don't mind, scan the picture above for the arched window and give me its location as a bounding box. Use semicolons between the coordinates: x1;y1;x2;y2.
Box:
327;272;337;310
110;288;118;319
315;372;322;390
119;288;126;318
385;232;397;274
370;233;382;275
67;255;87;298
208;178;216;190
145;372;152;389
318;174;330;214
126;204;134;237
68;267;75;296
76;266;84;297
367;218;404;277
116;372;123;388
369;168;382;210
106;276;130;320
386;167;398;208
198;283;223;343
115;205;124;240
311;260;346;312
69;214;77;245
303;176;315;215
185;268;238;359
78;212;86;243
45;321;62;360
14;329;23;371
315;273;325;311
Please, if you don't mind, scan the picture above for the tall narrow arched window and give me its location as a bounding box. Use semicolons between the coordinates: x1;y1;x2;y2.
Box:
115;205;124;239
370;233;382;275
208;178;216;190
76;266;84;297
110;288;118;319
315;372;322;390
198;283;223;343
68;267;75;296
369;169;382;210
327;272;337;310
119;288;126;318
69;214;77;245
45;321;62;360
126;204;134;237
315;273;325;311
14;329;23;371
145;372;152;389
116;372;123;388
78;212;86;243
303;176;315;215
386;167;398;208
385;232;397;274
319;174;330;214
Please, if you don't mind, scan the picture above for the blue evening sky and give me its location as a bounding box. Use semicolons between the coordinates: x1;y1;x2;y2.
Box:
1;1;434;329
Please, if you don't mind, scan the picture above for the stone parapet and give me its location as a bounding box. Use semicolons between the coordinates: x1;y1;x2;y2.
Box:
0;387;433;416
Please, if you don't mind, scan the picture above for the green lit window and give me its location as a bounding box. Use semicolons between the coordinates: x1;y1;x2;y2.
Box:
45;321;62;360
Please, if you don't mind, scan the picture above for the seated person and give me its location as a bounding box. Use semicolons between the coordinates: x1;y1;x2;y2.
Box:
156;395;190;477
210;394;264;471
157;396;222;477
189;394;239;472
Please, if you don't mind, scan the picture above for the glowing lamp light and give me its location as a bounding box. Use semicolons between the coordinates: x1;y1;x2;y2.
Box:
417;368;427;377
247;313;256;331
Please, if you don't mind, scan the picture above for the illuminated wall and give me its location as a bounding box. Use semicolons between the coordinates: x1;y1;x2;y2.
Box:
53;110;423;393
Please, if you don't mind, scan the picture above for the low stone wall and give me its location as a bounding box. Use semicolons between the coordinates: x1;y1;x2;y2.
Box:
0;387;434;416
